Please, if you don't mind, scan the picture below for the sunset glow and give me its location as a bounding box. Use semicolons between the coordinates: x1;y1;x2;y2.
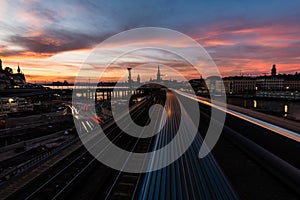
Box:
1;0;299;83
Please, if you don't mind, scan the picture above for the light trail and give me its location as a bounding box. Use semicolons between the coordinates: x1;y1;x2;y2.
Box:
139;92;238;199
175;90;300;143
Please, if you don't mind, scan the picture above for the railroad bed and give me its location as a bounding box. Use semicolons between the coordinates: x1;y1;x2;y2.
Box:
2;91;299;199
2;95;157;200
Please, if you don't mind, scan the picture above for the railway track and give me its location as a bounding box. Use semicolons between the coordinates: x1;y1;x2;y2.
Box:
60;96;163;200
3;90;299;200
102;108;159;200
182;91;300;199
0;112;75;149
129;91;299;199
4;95;158;200
0;134;79;185
138;92;238;200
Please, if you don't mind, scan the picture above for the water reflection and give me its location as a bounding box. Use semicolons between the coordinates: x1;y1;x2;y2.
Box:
284;105;288;113
253;100;257;108
227;97;300;121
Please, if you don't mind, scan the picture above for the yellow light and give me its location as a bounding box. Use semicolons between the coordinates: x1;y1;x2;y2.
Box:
284;105;288;113
255;86;258;90
286;86;290;90
253;100;257;108
167;108;172;117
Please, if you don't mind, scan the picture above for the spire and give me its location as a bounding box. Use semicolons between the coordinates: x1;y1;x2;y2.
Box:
127;67;132;88
137;74;140;84
0;59;2;71
271;64;276;76
17;63;21;73
157;65;161;81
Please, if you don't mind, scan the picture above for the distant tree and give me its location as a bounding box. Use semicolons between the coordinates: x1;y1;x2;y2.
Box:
4;67;13;74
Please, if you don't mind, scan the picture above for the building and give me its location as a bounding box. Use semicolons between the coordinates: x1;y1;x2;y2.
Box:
271;64;277;76
276;73;300;91
222;64;300;94
189;76;209;95
0;59;26;89
147;66;189;90
255;76;284;91
157;66;161;82
223;76;256;94
148;65;164;84
205;76;226;95
136;74;140;84
284;76;300;92
192;64;300;99
0;72;10;89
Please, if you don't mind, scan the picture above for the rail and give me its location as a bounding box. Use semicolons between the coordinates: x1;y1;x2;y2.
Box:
175;90;300;142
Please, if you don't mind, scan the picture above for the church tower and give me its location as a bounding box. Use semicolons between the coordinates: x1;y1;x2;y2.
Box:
271;64;276;76
17;64;21;73
137;74;140;84
0;59;2;71
157;66;161;81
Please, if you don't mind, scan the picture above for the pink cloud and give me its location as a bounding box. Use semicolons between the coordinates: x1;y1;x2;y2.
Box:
187;20;300;76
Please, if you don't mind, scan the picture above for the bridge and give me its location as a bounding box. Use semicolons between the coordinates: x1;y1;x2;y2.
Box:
0;88;299;199
0;83;157;103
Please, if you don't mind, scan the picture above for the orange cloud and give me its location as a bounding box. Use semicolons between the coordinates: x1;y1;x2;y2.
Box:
26;74;75;84
2;22;300;83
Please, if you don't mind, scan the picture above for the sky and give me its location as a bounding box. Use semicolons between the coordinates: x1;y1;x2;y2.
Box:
0;0;300;83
